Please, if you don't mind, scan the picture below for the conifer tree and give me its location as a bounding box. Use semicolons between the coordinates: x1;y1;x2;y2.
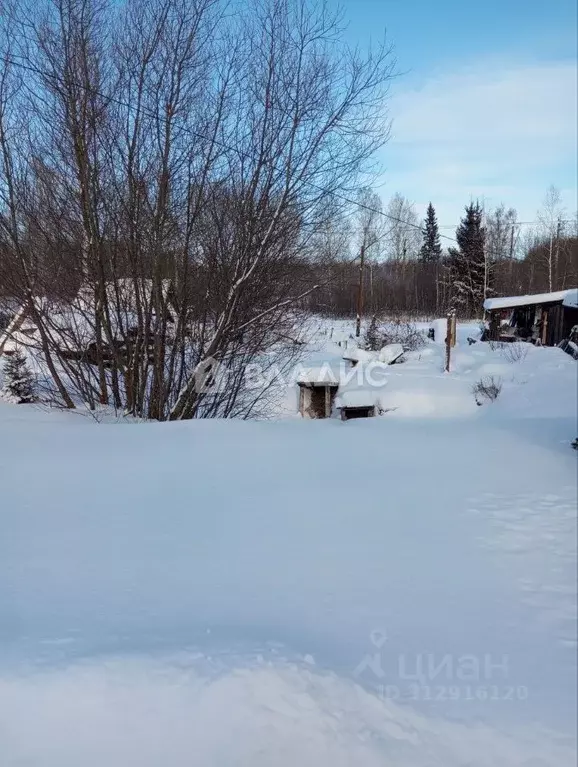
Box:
2;347;37;403
364;315;381;351
419;202;442;263
448;202;489;316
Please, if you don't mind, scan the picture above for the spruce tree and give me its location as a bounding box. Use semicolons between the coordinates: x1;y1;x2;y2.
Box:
419;202;442;263
364;315;381;351
2;347;37;403
448;202;488;316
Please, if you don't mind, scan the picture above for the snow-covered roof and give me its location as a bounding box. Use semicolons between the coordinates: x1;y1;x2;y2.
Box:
484;289;576;311
296;365;340;385
335;389;378;409
562;289;578;309
342;347;376;363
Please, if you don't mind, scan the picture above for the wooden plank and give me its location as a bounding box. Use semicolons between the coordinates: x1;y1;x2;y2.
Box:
541;309;548;345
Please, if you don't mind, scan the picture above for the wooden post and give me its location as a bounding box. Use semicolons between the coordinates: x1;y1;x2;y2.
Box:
489;312;499;341
355;244;366;338
445;309;456;372
324;385;331;418
541;309;548;346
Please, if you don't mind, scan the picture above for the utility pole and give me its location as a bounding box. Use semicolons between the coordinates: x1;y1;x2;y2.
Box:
554;217;562;289
508;223;516;292
548;234;553;292
509;224;515;259
369;261;374;315
355;244;366;338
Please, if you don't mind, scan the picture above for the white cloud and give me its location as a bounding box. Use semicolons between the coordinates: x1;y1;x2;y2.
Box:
381;59;578;225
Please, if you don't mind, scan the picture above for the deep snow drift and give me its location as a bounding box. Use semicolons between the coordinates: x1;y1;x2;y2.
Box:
0;327;576;766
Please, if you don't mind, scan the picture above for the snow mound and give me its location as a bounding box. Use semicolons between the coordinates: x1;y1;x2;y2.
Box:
431;319;447;344
378;343;404;364
1;655;574;767
1;317;577;766
342;346;376;364
335;388;380;409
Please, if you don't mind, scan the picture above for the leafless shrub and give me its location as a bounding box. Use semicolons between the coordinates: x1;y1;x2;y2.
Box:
472;375;503;405
380;318;426;351
500;341;528;363
364;316;426;352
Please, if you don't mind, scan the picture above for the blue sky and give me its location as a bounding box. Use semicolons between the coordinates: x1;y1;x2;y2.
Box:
330;0;578;227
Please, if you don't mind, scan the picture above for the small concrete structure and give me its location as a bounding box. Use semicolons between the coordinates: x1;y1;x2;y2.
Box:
296;361;389;420
335;389;377;421
296;366;339;419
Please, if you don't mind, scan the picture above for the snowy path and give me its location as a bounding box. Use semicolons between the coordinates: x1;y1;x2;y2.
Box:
1;399;576;765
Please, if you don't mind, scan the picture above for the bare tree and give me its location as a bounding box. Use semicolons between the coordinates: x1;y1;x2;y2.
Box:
384;193;421;262
169;0;395;419
354;187;385;334
485;204;518;261
537;185;565;292
0;0;396;419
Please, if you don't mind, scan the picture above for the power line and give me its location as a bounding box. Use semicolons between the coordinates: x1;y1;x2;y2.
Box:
3;50;455;240
438;220;575;229
1;51;574;260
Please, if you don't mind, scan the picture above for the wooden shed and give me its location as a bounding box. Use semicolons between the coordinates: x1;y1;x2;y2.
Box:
483;289;578;347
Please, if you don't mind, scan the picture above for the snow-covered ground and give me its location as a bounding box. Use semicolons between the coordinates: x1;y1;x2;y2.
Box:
1;319;577;766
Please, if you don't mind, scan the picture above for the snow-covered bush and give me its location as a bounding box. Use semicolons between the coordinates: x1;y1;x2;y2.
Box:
500;342;528;364
382;319;426;351
572;438;577;450
472;375;502;406
365;317;426;353
2;347;37;404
